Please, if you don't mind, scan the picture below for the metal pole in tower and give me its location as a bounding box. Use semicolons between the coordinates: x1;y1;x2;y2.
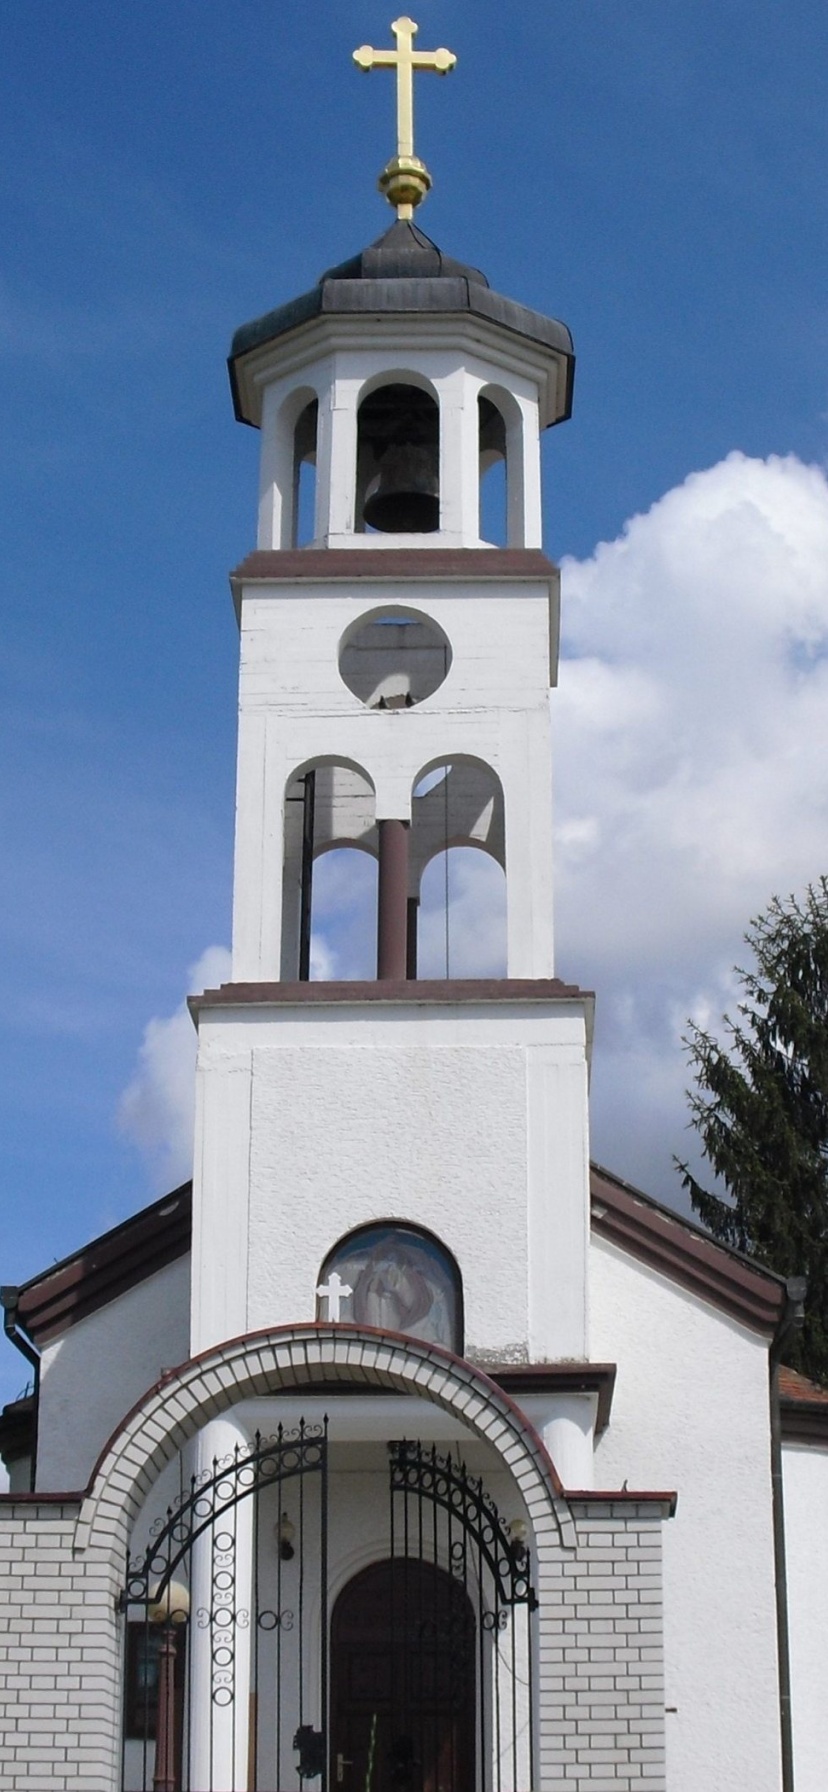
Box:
377;820;410;979
299;770;316;981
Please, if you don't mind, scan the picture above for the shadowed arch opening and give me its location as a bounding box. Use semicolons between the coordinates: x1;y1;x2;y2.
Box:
294;396;319;546
356;379;440;535
282;759;376;980
273;386;320;548
478;385;525;548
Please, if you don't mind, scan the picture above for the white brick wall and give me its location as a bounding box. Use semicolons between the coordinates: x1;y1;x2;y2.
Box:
0;1502;122;1789
541;1503;667;1789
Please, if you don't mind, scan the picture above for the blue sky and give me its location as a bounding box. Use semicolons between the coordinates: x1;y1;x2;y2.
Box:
2;2;828;1407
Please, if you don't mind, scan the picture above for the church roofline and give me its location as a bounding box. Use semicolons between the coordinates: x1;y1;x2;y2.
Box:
9;1182;192;1347
5;1157;798;1353
590;1161;787;1334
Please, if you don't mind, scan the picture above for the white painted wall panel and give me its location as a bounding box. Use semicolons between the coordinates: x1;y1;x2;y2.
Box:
591;1235;782;1792
192;999;591;1365
783;1440;828;1792
36;1255;190;1493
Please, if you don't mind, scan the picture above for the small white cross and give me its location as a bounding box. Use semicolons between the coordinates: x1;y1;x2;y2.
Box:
316;1272;353;1322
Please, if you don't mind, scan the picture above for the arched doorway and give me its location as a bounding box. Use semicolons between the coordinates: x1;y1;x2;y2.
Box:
331;1560;475;1792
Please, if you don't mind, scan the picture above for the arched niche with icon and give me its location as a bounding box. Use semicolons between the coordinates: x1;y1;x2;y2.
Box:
316;1221;463;1352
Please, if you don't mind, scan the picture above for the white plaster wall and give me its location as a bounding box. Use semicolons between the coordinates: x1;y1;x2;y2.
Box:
591;1236;782;1792
191;999;591;1367
36;1256;190;1493
782;1440;828;1792
231;576;558;982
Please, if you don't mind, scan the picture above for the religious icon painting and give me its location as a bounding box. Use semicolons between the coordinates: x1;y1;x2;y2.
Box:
317;1223;461;1352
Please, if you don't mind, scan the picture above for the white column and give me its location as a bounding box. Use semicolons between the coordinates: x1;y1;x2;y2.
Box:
231;708;284;983
493;1608;532;1792
188;1417;256;1792
512;395;543;549
525;1045;590;1361
439;367;481;545
190;1038;253;1355
319;375;359;541
258;383;295;549
522;1394;596;1489
501;709;555;978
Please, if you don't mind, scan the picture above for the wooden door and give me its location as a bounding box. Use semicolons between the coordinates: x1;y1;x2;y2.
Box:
330;1560;475;1792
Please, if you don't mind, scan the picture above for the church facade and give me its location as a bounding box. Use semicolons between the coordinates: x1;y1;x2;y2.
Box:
2;21;827;1792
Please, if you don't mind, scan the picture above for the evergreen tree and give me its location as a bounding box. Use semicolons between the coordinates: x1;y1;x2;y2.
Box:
677;878;828;1384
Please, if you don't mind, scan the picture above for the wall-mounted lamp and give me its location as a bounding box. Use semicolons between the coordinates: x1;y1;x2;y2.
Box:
148;1578;190;1627
507;1518;529;1562
277;1512;296;1561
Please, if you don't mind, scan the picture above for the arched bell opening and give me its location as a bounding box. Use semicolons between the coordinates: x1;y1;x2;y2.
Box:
282;759;377;981
478;395;508;547
338;606;452;709
408;760;506;979
356;380;440;535
293;397;319;547
478;385;527;549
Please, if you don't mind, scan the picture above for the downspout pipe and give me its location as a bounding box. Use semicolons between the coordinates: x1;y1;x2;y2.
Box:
769;1273;807;1792
1;1286;40;1493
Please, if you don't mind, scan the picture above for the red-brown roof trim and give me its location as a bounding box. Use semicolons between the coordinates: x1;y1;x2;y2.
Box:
780;1403;828;1446
590;1162;786;1334
485;1363;616;1435
231;548;558;586
778;1365;828;1445
566;1491;678;1516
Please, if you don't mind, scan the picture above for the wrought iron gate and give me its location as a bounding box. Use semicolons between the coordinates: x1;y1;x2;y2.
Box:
121;1420;329;1792
120;1423;536;1792
387;1441;536;1792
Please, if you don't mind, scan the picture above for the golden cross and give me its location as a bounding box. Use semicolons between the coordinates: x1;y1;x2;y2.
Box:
353;16;456;217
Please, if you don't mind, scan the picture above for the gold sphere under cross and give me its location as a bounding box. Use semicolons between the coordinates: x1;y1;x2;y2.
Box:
353;16;457;218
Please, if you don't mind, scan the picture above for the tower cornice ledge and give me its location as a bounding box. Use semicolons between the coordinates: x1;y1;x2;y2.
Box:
230;547;559;586
189;977;593;1018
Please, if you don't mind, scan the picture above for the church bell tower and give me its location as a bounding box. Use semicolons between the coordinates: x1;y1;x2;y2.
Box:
189;14;593;1473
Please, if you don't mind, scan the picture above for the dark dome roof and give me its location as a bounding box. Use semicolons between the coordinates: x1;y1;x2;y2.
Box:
319;220;489;287
229;221;574;428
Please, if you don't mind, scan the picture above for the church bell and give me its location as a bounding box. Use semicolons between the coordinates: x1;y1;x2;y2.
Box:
359;381;441;533
363;441;440;533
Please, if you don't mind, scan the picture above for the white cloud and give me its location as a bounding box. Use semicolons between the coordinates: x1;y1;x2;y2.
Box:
555;450;828;1199
118;945;231;1189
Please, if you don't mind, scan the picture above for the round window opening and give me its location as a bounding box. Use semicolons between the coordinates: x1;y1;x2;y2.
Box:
339;608;452;710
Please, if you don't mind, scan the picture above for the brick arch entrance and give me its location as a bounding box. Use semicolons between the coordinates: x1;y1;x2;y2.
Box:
76;1324;574;1560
